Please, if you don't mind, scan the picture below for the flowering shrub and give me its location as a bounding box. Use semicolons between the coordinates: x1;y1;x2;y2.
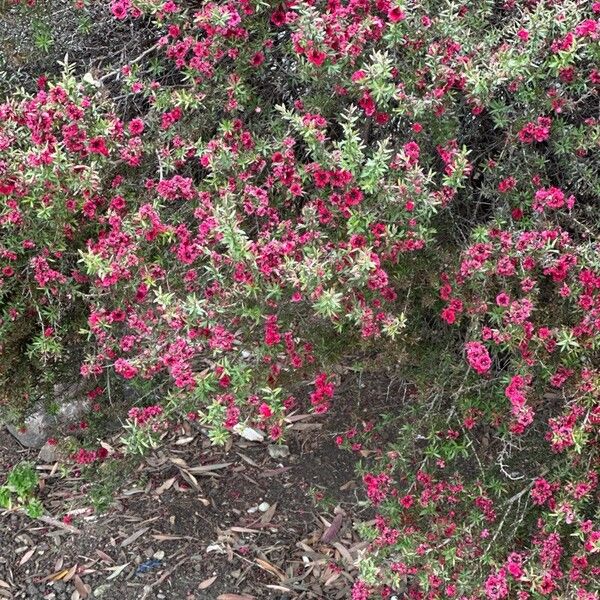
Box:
1;0;599;597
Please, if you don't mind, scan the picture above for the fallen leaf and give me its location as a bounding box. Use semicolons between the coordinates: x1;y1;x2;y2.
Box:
229;527;260;534
284;413;312;423
120;527;149;547
267;444;289;459
18;548;35;567
339;480;356;491
333;542;354;566
106;564;129;581
63;564;78;583
94;550;114;564
98;441;114;453
258;467;291;478
254;558;285;581
178;469;199;489
154;477;176;495
321;513;343;544
175;436;195;445
73;575;89;599
236;453;259;467
198;575;218;590
259;502;277;526
46;568;70;582
186;462;231;474
0;581;10;589
38;515;82;534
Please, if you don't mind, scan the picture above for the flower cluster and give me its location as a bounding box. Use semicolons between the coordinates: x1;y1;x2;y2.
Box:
1;0;599;596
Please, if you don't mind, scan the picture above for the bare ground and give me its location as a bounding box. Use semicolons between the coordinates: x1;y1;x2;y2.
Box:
0;372;408;600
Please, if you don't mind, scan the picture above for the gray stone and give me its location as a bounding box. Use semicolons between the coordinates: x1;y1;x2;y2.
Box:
6;398;90;449
7;410;52;449
38;442;61;463
267;444;290;459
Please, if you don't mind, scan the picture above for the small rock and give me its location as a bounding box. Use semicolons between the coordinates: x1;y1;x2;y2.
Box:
6;398;91;449
7;411;52;449
267;444;289;459
233;424;264;442
93;584;112;598
247;506;258;514
38;442;60;463
57;398;90;423
258;502;270;512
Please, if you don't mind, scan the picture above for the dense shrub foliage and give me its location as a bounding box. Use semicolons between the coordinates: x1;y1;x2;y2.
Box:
0;0;598;598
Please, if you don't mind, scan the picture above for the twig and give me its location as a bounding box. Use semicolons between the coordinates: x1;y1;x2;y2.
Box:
38;514;82;534
99;42;161;83
485;478;535;554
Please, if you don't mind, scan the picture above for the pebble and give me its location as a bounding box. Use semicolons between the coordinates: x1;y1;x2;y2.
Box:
267;444;290;459
93;583;112;597
258;502;270;512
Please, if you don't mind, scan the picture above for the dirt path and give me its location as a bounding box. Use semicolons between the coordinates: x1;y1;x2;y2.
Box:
0;416;367;600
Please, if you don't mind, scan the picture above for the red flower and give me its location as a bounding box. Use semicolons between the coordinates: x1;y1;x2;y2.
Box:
250;52;265;67
388;6;405;22
88;137;109;157
306;48;326;67
270;8;286;26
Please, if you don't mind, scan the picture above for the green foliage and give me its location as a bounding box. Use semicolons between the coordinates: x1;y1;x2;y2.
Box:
0;462;42;517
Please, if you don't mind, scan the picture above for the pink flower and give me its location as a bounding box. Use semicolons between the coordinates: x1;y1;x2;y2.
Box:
88;136;109;156
259;402;272;418
114;358;138;379
465;341;492;374
264;315;281;346
496;292;510;307
111;1;128;19
388;6;405;22
363;472;391;505
531;478;554;505
484;569;509;599
441;306;457;324
128;118;144;135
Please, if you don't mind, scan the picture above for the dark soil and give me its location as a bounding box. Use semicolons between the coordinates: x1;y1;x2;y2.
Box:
0;373;408;600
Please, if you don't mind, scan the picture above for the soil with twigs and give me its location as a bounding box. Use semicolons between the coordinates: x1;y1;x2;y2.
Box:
0;373;406;600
